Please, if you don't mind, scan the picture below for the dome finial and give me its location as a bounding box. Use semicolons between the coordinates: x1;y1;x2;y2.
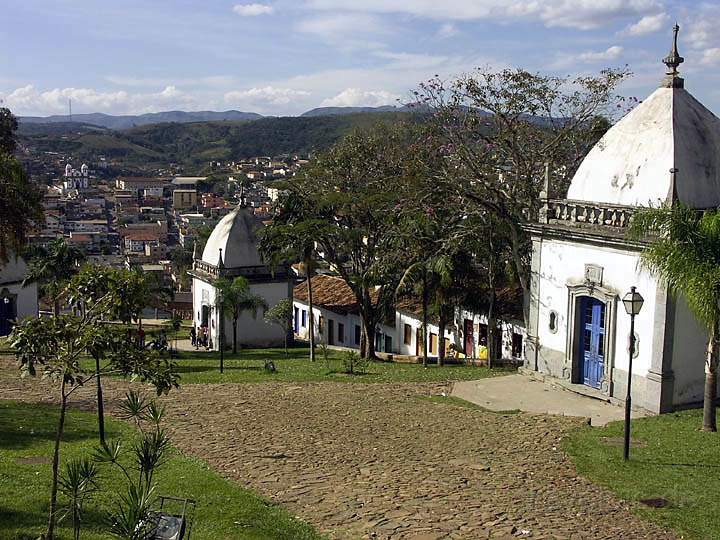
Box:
662;23;684;88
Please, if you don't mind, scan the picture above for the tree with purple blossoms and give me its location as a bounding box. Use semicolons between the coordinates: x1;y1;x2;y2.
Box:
415;67;630;327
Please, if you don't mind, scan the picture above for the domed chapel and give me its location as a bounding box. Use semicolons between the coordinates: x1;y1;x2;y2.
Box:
523;25;720;413
190;205;291;349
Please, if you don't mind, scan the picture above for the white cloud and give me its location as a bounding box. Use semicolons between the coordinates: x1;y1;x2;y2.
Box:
295;13;388;49
577;46;624;62
684;6;720;68
700;48;720;66
304;0;663;30
224;86;311;106
621;12;669;36
0;84;198;116
436;23;458;39
552;45;624;69
232;3;274;16
320;88;401;107
373;51;449;69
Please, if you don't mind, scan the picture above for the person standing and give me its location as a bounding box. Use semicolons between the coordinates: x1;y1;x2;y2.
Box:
190;325;197;348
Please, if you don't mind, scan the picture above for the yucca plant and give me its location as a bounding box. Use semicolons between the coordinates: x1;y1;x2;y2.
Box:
108;483;157;540
97;391;173;539
58;457;100;540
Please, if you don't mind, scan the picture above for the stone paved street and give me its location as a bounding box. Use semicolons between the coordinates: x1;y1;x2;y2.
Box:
0;358;677;539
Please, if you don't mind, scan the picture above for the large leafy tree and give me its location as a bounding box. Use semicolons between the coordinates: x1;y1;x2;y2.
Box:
0;107;44;262
10;267;179;540
629;205;720;432
23;238;85;316
258;192;328;362
267;124;420;359
418;67;628;327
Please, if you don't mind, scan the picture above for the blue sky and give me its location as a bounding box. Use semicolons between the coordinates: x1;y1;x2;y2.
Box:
2;0;719;116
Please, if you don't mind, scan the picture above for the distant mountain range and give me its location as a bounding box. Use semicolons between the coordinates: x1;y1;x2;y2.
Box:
19;106;419;129
300;105;410;117
20;110;263;130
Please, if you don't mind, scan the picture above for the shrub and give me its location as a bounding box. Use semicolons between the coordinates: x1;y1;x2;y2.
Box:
341;351;368;375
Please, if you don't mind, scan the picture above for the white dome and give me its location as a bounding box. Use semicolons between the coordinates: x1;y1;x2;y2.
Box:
567;86;720;209
201;206;264;268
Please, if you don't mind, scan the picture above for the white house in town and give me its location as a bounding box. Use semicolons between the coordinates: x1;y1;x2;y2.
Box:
524;27;718;413
190;205;291;349
293;274;526;361
0;255;38;337
292;275;397;353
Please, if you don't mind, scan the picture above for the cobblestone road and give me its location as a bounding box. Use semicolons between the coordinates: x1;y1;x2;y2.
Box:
0;359;676;539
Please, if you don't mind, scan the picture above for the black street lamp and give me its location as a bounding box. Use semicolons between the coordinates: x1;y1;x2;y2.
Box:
622;286;644;461
218;294;225;374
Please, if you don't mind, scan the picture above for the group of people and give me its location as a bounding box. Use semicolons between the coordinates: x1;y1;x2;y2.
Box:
190;325;211;349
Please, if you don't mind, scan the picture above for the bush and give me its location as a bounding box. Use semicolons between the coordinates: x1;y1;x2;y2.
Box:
341;351;368;375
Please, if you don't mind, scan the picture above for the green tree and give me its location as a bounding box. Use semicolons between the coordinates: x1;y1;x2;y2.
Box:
265;124;417;359
265;298;294;356
67;265;167;447
23;238;85;316
0;154;44;263
629;205;720;432
419;67;628;327
0;107;19;154
10;269;178;540
214;276;268;353
258;193;325;362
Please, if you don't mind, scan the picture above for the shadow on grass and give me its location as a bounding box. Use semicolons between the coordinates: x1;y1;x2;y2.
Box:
0;402;102;450
0;505;110;540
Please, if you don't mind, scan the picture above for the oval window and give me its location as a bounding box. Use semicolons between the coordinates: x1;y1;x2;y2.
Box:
549;311;558;333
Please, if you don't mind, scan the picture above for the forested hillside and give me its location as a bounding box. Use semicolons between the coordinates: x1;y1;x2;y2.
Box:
19;112;414;169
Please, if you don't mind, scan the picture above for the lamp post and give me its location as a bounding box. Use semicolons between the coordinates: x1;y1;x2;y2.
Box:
218;294;225;374
622;286;644;461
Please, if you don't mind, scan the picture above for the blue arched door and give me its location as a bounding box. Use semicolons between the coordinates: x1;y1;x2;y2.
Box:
579;297;605;389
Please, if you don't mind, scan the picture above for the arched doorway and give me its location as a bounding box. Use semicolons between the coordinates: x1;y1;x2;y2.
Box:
201;304;209;327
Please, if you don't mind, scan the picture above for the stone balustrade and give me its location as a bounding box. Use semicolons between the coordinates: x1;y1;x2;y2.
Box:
539;198;636;228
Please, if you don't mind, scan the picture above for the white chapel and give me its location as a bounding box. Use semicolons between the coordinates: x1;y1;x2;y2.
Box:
190;205;291;349
524;26;720;414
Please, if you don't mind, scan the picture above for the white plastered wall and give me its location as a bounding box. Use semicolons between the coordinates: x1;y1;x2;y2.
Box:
536;238;659;378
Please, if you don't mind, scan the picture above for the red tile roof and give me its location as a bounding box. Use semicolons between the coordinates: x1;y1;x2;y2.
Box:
293;275;359;315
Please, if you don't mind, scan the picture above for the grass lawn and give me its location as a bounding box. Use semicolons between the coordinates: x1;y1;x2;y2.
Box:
0;400;323;540
564;408;720;540
148;347;514;384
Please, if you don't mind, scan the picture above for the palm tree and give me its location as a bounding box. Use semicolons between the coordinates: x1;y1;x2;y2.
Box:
629;205;720;432
23;238;85;316
215;277;268;354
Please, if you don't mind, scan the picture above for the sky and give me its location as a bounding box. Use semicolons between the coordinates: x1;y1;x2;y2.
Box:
2;0;720;117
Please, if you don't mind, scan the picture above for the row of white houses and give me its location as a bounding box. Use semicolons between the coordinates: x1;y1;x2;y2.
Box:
291;274;526;361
